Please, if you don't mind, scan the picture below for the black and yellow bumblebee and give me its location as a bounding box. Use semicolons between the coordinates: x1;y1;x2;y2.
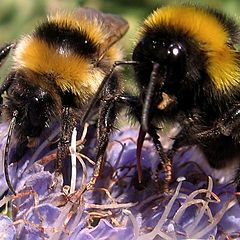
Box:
0;7;128;193
83;4;240;193
131;4;240;190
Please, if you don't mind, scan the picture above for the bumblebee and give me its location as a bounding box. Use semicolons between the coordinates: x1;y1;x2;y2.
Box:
83;4;240;193
131;4;240;190
0;7;128;193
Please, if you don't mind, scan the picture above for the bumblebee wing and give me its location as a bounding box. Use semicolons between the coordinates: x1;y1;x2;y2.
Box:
74;7;129;59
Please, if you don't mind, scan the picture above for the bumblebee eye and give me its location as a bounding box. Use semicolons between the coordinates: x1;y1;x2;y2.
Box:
166;43;186;82
167;43;185;61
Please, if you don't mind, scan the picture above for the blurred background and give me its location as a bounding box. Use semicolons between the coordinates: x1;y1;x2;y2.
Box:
0;0;240;79
1;0;240;47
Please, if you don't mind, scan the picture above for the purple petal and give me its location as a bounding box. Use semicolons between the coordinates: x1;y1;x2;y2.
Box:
0;215;16;240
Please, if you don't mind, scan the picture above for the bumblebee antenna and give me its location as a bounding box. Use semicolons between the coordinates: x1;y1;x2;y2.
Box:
4;110;18;195
81;60;139;125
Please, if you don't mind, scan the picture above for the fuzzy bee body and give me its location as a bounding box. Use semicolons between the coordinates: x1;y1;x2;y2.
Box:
0;7;128;192
130;5;240;190
74;4;240;193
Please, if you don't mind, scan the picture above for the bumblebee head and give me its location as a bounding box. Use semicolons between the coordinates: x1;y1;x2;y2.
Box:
133;32;189;95
132;5;240;131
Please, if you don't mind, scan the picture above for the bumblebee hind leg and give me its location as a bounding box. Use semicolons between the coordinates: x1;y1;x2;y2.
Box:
171;104;240;202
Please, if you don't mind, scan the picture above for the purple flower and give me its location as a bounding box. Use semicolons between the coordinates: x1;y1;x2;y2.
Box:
0;215;16;240
0;123;239;239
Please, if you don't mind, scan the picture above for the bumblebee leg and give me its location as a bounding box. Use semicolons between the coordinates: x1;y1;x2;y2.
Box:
215;104;240;138
119;95;172;191
148;127;172;192
81;60;139;125
184;104;240;142
0;73;16;105
0;43;15;103
0;43;14;67
0;44;16;105
117;94;172;190
56;107;77;185
171;105;240;198
86;97;117;190
169;104;240;148
235;172;240;204
122;95;172;192
4;110;18;195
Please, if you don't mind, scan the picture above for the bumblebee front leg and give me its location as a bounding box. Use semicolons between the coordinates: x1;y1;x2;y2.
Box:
3;110;18;195
56;106;77;185
119;95;172;192
117;95;172;191
0;73;16;106
86;94;140;190
0;43;15;105
148;127;172;192
0;43;14;67
86;96;117;190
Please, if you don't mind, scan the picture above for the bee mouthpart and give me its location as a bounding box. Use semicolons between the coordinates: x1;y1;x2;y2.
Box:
136;126;147;183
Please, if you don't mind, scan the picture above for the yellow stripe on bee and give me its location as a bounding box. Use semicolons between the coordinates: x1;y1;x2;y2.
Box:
141;5;240;93
13;37;104;100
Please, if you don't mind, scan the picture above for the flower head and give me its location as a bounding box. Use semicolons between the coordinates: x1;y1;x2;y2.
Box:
0;123;239;239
